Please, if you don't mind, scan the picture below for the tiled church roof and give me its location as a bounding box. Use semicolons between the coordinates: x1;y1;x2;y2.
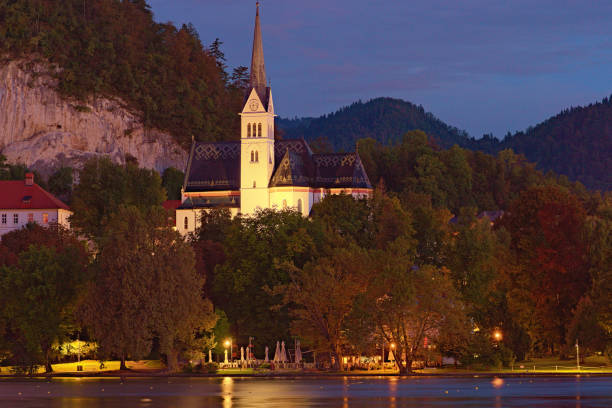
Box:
183;141;241;192
183;138;372;194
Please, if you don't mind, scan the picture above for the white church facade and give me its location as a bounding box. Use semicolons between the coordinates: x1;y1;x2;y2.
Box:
176;4;372;235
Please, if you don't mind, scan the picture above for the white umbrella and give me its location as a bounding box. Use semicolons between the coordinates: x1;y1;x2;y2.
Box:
265;346;269;362
273;341;281;362
295;340;302;363
280;341;287;363
209;349;212;363
224;349;228;364
388;349;395;362
240;346;245;362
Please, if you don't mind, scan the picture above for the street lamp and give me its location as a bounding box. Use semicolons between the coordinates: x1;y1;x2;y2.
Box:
225;339;233;363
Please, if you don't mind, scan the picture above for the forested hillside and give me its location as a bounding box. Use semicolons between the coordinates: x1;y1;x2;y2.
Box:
0;0;247;147
277;98;471;151
278;97;612;190
493;98;612;191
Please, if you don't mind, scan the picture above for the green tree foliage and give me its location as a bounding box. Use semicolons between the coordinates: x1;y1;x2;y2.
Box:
78;206;215;371
211;209;321;350
274;245;371;370
0;227;89;373
70;157;166;239
0;0;244;146
0;155;47;190
47;166;74;204
161;167;184;201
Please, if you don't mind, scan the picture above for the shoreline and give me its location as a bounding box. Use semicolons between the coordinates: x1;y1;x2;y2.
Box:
2;371;612;379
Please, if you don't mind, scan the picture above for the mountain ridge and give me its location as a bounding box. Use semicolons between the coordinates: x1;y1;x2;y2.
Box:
277;97;611;190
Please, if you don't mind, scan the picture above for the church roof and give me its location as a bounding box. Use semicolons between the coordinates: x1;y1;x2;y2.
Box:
183;138;372;193
183;141;241;192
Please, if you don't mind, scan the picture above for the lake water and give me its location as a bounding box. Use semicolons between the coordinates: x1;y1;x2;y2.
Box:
0;375;611;407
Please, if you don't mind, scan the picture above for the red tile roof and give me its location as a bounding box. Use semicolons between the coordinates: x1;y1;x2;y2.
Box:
162;200;181;211
0;180;70;210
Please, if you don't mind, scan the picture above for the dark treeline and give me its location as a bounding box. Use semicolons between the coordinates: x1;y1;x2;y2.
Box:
278;97;612;191
0;0;247;146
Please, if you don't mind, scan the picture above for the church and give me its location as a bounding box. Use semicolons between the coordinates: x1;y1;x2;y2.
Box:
176;4;372;235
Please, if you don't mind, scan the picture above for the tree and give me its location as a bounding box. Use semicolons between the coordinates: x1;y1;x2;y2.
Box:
70;157;166;239
161;167;184;201
500;186;590;355
212;209;320;349
0;239;89;373
79;206;215;371
359;249;469;374
47;166;74;204
274;246;370;370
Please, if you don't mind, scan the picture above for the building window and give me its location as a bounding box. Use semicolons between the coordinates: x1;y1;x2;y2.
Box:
1;214;5;224
247;123;251;138
13;214;18;224
255;151;259;162
282;199;287;209
28;213;34;223
258;123;262;137
184;216;189;230
43;213;48;224
251;151;255;162
253;181;256;188
297;199;303;213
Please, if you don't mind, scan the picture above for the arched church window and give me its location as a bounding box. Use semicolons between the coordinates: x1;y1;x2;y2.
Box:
251;151;255;162
297;199;303;213
258;123;262;137
282;199;287;209
255;151;259;162
247;123;251;138
184;216;189;230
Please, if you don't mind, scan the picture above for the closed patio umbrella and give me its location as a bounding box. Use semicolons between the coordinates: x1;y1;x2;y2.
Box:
280;341;287;362
240;346;245;362
265;346;269;362
274;341;281;362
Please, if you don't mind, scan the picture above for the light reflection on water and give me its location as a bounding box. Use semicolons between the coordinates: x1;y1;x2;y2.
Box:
0;375;610;407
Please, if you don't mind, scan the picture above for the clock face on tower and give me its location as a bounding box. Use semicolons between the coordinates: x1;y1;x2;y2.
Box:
249;99;259;111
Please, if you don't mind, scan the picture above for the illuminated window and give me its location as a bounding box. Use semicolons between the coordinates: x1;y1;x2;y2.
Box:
28;213;34;223
255;151;259;162
13;214;18;224
258;123;262;137
184;216;188;230
43;213;49;224
297;199;303;213
1;214;6;224
247;123;251;138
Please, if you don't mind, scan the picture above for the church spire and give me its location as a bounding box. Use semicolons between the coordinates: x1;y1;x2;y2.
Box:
250;2;267;99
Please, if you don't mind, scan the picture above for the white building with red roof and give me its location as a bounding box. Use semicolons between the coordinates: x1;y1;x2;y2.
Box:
0;173;71;237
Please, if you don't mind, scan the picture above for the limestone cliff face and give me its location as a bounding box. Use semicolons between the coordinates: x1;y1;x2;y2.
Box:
0;60;187;176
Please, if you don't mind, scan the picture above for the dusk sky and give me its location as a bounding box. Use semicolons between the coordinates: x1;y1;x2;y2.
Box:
148;0;612;138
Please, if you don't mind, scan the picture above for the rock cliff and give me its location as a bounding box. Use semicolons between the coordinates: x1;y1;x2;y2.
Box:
0;60;187;176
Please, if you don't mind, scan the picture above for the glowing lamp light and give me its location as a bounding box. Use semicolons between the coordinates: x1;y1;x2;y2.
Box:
390;343;396;349
493;330;503;341
224;340;231;348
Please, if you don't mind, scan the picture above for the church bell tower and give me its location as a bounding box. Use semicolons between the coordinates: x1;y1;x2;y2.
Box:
240;2;275;215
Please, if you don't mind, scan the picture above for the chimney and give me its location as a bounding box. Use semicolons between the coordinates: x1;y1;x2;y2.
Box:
25;173;34;186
